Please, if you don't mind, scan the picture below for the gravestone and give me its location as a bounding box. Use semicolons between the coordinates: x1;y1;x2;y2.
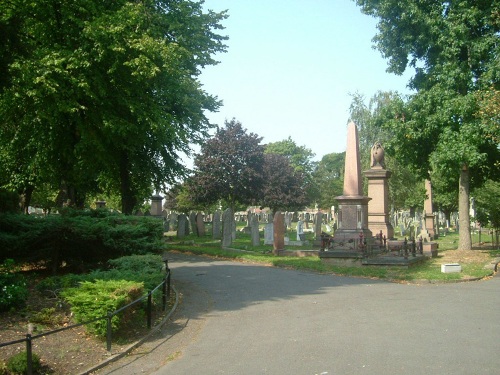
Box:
163;218;169;232
264;223;274;245
189;212;197;235
212;211;221;239
169;213;177;231
273;211;285;255
296;219;305;241
222;208;233;247
314;212;322;240
177;214;187;238
196;212;205;237
250;214;260;246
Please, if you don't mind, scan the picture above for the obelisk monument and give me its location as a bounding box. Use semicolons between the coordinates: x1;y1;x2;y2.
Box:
334;121;372;241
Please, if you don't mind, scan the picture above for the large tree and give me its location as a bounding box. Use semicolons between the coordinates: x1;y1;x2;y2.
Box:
312;152;345;210
260;153;308;214
0;0;227;214
265;137;317;204
356;0;500;249
189;119;265;212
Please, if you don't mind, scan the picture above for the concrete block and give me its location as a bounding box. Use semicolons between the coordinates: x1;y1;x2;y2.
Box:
441;263;461;273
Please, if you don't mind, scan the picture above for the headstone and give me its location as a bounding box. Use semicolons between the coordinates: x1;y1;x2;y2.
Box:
250;214;260;246
189;212;197;235
296;219;305;241
264;223;274;245
273;211;285;255
196;212;205;237
222;208;233;247
169;212;177;231
314;212;322;240
163;218;169;232
212;211;221;239
177;214;187;238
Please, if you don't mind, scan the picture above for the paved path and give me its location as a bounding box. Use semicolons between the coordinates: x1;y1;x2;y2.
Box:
99;252;500;375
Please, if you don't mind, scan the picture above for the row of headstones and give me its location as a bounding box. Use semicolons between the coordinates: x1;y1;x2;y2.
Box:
169;209;324;249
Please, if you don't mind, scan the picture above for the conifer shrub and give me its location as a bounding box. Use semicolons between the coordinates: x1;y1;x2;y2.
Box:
6;351;41;375
61;279;144;337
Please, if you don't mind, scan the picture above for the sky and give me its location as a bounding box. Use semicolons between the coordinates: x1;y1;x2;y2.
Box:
195;0;414;165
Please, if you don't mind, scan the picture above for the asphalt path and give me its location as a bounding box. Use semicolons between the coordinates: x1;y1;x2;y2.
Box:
99;252;500;375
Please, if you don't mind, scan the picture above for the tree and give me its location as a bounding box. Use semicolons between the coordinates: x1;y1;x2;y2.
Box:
265;137;317;205
356;0;500;249
349;91;425;211
260;153;308;213
189;119;265;212
474;180;500;233
312;152;345;210
0;0;228;214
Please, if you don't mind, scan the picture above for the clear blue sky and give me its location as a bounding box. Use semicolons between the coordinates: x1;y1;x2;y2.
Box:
197;0;414;163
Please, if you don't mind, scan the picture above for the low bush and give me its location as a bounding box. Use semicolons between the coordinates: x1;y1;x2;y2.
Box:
6;351;41;375
61;279;144;337
0;211;166;271
0;259;28;312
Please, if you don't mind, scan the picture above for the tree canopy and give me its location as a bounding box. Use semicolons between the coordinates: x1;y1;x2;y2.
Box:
355;0;500;249
189;119;265;212
0;0;227;214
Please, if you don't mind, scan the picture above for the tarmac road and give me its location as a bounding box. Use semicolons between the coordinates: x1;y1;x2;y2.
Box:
99;252;500;375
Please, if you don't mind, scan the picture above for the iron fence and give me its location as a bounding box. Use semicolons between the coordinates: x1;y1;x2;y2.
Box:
0;263;172;375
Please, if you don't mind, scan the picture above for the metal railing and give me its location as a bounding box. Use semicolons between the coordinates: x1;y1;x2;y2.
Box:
0;262;172;375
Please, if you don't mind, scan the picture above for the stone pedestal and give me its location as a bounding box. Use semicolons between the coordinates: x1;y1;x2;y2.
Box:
423;179;436;239
150;194;163;216
334;195;372;241
364;168;394;239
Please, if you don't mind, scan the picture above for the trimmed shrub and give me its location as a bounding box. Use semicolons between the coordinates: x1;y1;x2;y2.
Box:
0;211;166;270
61;279;144;337
6;351;41;375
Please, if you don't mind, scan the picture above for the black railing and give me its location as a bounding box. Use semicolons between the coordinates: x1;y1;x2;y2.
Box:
0;263;172;375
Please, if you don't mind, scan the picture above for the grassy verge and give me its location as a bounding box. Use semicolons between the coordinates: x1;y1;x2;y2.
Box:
165;224;499;282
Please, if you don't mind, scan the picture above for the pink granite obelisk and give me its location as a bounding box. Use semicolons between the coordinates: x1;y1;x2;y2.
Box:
333;121;372;242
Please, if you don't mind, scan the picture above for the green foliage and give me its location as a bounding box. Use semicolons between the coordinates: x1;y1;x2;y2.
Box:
473;180;500;230
6;352;41;375
312;152;345;209
189;119;265;211
0;0;228;213
88;254;165;291
0;211;166;270
0;259;28;312
260;153;309;213
0;189;19;214
62;279;144;337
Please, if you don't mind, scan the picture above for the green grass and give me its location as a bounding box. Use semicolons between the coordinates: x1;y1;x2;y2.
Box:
165;224;498;282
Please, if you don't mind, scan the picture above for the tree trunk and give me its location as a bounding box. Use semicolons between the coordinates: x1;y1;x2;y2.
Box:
458;165;472;250
120;152;137;215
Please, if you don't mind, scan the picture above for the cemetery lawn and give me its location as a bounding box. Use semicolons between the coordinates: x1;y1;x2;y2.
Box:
166;229;499;283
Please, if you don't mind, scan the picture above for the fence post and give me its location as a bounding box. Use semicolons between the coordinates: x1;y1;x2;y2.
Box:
167;269;171;299
162;277;167;311
147;291;152;329
26;333;33;375
106;313;113;352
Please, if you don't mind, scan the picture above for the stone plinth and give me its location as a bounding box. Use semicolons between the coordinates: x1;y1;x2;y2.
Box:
364;168;394;239
423;179;436;239
334;195;372;241
150;195;163;216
